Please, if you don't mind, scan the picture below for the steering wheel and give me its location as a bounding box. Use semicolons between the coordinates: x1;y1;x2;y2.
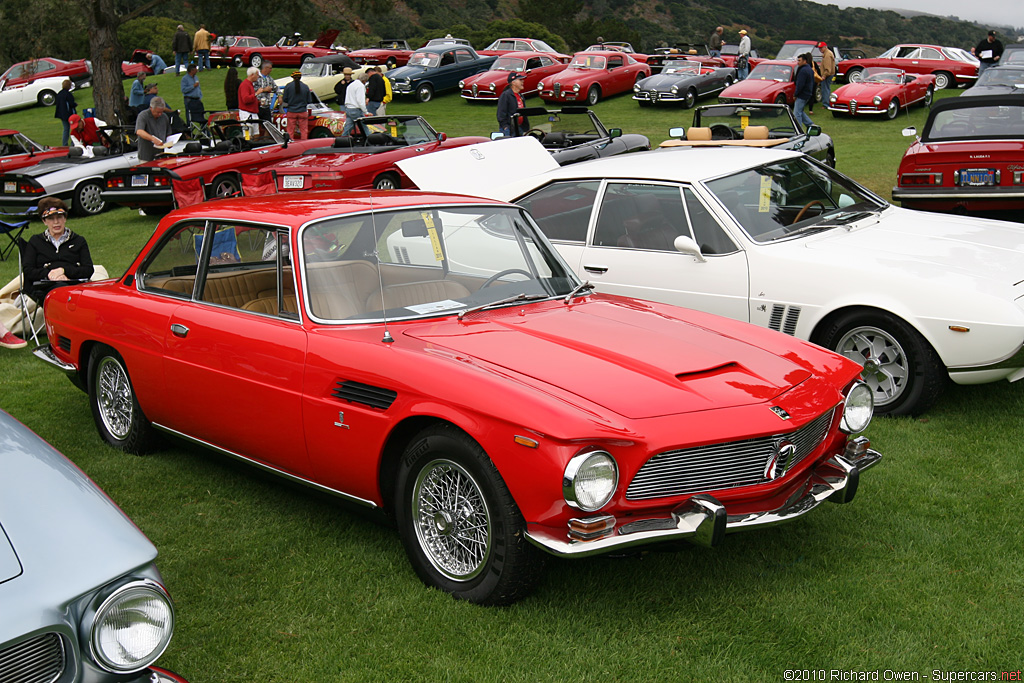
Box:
481;268;534;288
709;124;738;140
792;200;825;224
525;128;546;141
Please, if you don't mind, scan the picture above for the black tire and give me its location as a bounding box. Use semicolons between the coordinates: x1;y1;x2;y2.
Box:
394;424;545;605
846;67;864;83
38;89;57;106
73;180;105;216
385;57;397;70
250;53;263;68
724;75;734;87
819;311;945;416
210;174;240;199
683;88;697;109
933;71;952;89
774;93;787;105
885;98;899;120
923;85;934;107
586;85;600;106
300;54;313;65
373;172;400;190
416;83;433;103
309;126;332;139
89;346;157;453
233;56;244;68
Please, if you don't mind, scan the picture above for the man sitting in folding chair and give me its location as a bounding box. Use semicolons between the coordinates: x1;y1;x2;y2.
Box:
181;64;207;128
22;198;94;308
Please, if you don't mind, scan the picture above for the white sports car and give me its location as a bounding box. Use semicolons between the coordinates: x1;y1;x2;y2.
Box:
399;139;1024;416
0;75;70;111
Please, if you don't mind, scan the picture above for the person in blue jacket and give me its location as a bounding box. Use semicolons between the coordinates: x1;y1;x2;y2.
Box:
496;72;529;137
793;53;815;129
54;79;76;146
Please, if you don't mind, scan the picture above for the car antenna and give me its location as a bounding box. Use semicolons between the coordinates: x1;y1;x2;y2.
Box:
369;188;394;343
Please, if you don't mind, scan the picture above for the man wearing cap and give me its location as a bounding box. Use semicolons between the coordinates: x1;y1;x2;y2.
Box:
497;72;529;137
334;67;354;103
256;61;278;120
818;41;835;109
128;72;148;115
172;24;190;75
136;97;173;162
366;66;386;116
341;72;368;137
181;64;205;125
69;114;104;148
972;31;1004;76
282;71;311;140
737;29;751;80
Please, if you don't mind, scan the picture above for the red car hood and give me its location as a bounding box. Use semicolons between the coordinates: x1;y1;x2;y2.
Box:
723;79;787;100
834;82;894;101
904;140;1024;165
465;70;512;87
313;29;340;49
404;298;813;419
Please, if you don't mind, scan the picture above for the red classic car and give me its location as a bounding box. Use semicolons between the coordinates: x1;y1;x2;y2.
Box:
719;60;795;105
459;52;567;101
33;187;880;605
0;130;67;173
584;42;648;63
347;40;415;69
477;38;569;62
210;30;340;68
836;44;978;89
647;44;726;72
538;51;651;105
261;115;488;191
892;95;1024;213
827;68;935;119
0;57;90;88
100;120;326;212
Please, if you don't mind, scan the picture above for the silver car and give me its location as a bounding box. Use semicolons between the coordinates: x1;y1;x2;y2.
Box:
0;409;188;682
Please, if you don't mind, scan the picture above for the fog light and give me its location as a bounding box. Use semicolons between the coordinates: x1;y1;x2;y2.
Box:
569;515;616;540
563;450;618;511
844;435;871;460
840;381;873;434
89;579;174;673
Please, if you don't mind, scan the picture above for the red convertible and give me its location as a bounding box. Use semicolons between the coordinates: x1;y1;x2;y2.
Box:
477;38;569;61
892;95;1024;213
836;44;978;90
719;60;796;105
827;68;935;119
459;52;567;101
34;188;880;605
347;40;415;70
537;50;650;105
0;57;90;88
0;130;67;173
210;30;340;68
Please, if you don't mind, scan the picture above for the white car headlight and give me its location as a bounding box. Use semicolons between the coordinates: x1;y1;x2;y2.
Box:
671;85;679;94
840;381;874;434
89;579;174;673
489;83;496;91
573;83;580;92
830;93;837;103
563;450;618;511
633;83;640;92
458;80;464;88
873;95;882;106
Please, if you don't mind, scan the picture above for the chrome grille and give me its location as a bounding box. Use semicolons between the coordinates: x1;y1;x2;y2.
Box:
471;84;478;96
0;632;66;683
553;83;562;97
626;409;836;500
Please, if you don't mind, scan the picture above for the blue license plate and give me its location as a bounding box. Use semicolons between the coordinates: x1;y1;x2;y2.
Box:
960;169;995;186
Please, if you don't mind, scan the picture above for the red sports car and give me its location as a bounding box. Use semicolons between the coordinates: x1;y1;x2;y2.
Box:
892;95;1024;213
0;129;67;173
477;38;569;62
836;44;978;90
719;60;796;105
537;51;650;105
210;30;340;68
34;187;880;606
827;68;935;119
0;57;90;88
261;115;488;191
459;52;567;101
347;40;415;69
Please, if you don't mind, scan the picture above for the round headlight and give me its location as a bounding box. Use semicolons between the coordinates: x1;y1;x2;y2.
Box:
829;93;837;103
90;579;174;673
573;83;580;92
873;95;882;106
840;381;874;434
458;80;465;88
489;82;496;91
633;83;640;92
563;450;618;512
671;85;679;94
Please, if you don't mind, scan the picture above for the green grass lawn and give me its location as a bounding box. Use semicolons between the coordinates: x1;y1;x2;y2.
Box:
2;78;1023;681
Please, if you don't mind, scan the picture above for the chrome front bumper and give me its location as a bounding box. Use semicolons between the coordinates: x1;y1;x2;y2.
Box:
525;446;881;558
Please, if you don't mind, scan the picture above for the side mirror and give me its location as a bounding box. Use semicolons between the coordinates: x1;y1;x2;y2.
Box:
437;132;447;142
673;235;706;262
608;128;622;139
806;124;821;137
490;131;507;140
901;126;917;137
669;126;685;138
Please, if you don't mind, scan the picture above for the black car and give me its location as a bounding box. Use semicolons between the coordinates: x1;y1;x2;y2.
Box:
633;59;736;108
962;64;1024;97
506;106;650;166
386;45;496;102
660;102;836;167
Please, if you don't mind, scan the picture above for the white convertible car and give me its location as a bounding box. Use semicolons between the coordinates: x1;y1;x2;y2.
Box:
399;139;1024;416
0;75;69;111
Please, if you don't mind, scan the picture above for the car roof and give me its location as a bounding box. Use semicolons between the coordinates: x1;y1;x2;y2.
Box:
412;45;472;55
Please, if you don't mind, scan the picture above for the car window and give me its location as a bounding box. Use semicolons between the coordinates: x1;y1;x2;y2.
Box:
683;188;738;255
440;52;456;66
514;41;530;51
917;47;942;60
608;56;624;69
137;222;207;298
36;61;55;72
895;47;919;59
925;103;1024;140
194;223;295;315
526;57;542;70
516;180;600;243
537;56;554;68
593;183;689;251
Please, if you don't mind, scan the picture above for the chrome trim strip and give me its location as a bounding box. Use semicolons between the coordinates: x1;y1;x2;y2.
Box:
33;344;78;376
948;342;1024;373
893;189;1024;200
524;449;881;558
151;423;378;509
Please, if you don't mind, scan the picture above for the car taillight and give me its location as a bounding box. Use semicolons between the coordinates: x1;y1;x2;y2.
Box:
900;172;942;186
152;175;171;187
1015;171;1024;185
107;177;124;188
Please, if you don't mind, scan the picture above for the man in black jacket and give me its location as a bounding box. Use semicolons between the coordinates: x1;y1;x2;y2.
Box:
497;72;528;137
973;31;1004;76
54;80;76;146
366;67;386;115
172;24;191;75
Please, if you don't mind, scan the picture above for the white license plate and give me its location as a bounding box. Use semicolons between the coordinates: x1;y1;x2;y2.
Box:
282;175;304;189
3;181;15;193
131;174;149;187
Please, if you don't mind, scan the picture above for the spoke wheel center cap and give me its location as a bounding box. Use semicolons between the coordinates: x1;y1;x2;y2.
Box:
433;510;454;536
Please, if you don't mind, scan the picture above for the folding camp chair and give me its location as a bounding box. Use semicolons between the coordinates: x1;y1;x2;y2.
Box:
15;237;44;346
0;217;28;262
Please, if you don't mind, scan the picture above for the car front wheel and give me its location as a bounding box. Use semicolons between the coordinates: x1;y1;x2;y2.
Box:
683;88;697;108
395;424;544;605
89;346;157;453
820;311;946;416
586;85;600;105
923;85;935;106
885;98;899;120
416;83;433;103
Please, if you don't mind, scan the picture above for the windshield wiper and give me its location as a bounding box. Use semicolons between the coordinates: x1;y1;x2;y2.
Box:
564;280;595;303
458;293;547;320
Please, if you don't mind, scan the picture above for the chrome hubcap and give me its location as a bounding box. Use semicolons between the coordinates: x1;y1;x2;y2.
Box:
97;357;133;439
836;325;908;406
412;459;491;581
80;184;103;214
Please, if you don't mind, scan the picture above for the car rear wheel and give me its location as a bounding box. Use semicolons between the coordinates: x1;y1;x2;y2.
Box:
846;66;864;83
933;71;952;89
300;54;314;65
386;57;397;69
38;89;57;106
250;53;263;68
683;87;697;109
416;83;434;103
395;424;544;605
211;174;240;199
586;85;600;105
923;85;934;107
89;346;157;453
73;180;105;216
309;126;332;138
819;311;945;416
885;98;899;120
373;172;400;190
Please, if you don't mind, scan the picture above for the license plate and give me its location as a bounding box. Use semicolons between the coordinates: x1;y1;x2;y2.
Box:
282;175;304;189
959;169;995;186
3;181;15;193
131;174;149;187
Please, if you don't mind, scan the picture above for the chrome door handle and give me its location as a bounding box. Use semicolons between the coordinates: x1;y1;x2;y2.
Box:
583;264;608;274
170;323;189;338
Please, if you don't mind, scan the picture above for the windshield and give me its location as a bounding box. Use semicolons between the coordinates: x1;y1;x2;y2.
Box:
570;55;606;69
976;68;1024;88
697;104;798;135
408;52;440;68
298;61;326;76
747;63;793;82
705;156;886;243
663;60;702;74
0;133;42;154
494;57;527;72
924;104;1024;141
1007;52;1024;65
862;68;902;84
300;206;578;323
775;44;819;61
531;40;556;53
523;111;602;138
358;117;437;145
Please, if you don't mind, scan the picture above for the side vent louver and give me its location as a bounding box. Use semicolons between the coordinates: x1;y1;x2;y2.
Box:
767;305;801;336
332;380;397;410
57;336;71;352
783;306;801;336
768;305;785;331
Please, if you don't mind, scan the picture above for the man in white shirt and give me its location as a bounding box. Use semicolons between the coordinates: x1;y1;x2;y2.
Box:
737;29;751;80
342;73;368;137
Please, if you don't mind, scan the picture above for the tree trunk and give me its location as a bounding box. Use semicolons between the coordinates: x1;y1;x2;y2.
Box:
77;0;129;125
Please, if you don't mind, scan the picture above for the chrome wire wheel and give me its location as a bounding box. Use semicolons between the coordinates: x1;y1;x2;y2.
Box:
835;325;908;408
411;458;492;581
96;356;134;440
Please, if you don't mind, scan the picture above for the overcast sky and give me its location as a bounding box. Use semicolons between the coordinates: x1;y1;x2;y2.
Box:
817;0;1023;32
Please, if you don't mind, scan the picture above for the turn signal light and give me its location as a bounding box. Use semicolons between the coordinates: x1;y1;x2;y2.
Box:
568;515;616;541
